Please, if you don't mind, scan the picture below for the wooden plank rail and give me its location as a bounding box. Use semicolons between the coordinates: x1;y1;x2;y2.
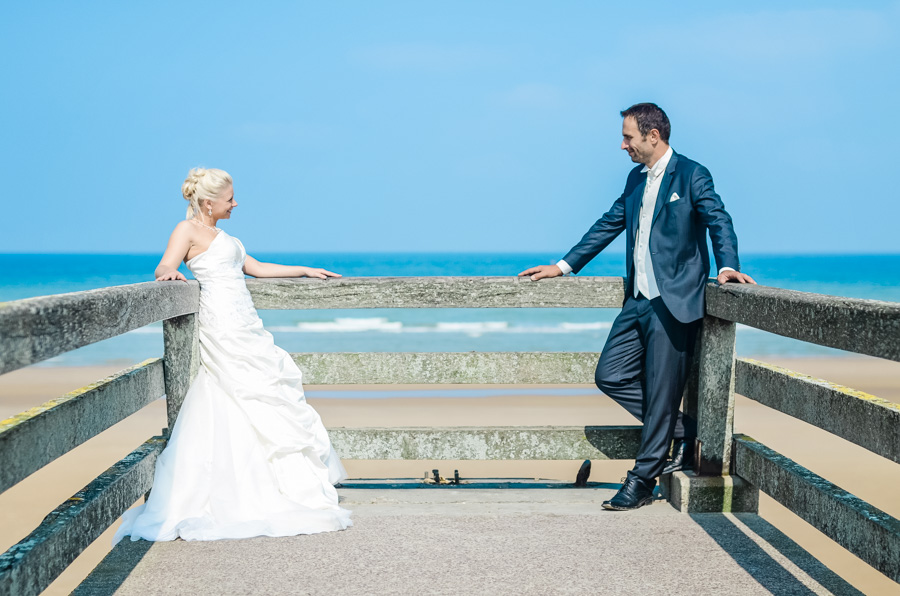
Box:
705;282;900;362
733;434;900;583
247;276;626;309
0;360;165;495
735;358;900;464
292;352;601;385
0;281;199;375
329;426;642;460
0;437;165;596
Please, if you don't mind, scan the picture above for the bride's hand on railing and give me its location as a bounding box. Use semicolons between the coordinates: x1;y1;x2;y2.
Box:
300;267;342;280
156;269;187;282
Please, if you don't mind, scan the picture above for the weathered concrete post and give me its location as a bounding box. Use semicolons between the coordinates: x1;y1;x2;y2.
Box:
680;329;701;441
162;314;200;433
664;314;758;513
695;315;737;476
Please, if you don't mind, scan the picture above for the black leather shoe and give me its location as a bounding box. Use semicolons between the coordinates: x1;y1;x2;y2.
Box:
602;475;655;511
662;439;695;475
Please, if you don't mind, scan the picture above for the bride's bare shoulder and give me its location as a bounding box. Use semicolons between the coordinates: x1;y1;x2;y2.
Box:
162;221;202;257
171;220;198;239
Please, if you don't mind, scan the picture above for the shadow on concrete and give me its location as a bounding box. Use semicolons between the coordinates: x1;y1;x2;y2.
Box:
691;513;863;596
72;538;153;596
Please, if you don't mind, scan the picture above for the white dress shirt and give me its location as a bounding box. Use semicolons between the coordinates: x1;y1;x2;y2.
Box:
631;146;672;298
557;146;733;290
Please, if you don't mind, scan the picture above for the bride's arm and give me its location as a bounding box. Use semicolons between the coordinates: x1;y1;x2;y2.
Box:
155;223;192;281
242;255;341;279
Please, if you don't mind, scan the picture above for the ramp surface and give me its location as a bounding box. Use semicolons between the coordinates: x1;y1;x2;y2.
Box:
76;482;860;595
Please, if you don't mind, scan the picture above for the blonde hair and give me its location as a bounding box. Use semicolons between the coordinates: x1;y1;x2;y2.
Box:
182;167;233;219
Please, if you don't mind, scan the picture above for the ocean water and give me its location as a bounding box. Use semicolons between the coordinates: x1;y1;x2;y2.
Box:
1;252;898;367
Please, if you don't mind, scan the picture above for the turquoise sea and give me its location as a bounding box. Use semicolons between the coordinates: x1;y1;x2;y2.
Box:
2;252;899;367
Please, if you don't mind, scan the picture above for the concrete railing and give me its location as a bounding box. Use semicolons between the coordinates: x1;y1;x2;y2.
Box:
0;276;898;594
249;277;645;465
0;281;200;596
699;283;900;582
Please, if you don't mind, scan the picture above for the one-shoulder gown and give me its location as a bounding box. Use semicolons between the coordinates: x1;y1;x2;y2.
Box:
114;230;352;543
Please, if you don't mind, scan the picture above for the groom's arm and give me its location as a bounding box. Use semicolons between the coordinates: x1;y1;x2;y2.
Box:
690;165;756;285
520;170;637;281
558;193;627;275
519;195;626;281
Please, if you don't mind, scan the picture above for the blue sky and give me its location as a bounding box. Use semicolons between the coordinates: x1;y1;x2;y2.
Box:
2;1;898;254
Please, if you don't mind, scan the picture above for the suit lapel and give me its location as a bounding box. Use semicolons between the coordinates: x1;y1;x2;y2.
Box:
651;152;678;227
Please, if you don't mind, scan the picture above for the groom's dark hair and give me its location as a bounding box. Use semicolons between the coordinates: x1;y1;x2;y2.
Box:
621;103;670;142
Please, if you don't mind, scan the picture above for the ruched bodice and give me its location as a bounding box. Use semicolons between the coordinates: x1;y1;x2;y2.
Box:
187;231;257;330
186;229;247;282
114;230;351;543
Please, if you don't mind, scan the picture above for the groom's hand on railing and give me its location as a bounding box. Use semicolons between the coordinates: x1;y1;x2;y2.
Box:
518;265;563;281
717;270;757;285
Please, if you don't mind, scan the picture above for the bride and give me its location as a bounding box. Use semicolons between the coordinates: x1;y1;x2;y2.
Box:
114;167;352;543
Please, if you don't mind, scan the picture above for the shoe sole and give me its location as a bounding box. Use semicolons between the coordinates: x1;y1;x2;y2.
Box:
601;496;654;511
662;465;694;475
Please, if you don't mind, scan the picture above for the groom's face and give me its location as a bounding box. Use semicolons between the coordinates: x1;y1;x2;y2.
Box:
621;116;655;166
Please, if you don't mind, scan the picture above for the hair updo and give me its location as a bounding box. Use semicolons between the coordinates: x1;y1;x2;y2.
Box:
182;167;233;219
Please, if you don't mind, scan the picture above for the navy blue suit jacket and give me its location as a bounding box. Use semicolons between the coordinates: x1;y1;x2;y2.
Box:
562;151;740;323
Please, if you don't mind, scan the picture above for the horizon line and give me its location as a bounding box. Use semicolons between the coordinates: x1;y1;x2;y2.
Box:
2;250;900;257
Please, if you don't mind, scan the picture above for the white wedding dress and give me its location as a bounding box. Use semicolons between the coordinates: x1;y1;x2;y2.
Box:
114;230;352;543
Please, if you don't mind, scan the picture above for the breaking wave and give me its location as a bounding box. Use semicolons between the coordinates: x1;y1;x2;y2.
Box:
267;317;613;336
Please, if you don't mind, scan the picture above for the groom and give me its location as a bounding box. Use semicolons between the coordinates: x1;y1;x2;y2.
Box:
520;103;755;511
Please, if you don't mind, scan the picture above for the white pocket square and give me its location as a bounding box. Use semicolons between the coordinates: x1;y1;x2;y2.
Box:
669;192;681;202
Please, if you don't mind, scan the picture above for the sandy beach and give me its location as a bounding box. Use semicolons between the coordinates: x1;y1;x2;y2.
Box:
2;356;898;594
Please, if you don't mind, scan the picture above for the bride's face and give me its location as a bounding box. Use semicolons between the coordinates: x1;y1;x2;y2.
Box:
207;183;237;221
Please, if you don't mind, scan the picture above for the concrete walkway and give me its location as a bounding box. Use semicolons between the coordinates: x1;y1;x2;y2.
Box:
76;481;860;595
